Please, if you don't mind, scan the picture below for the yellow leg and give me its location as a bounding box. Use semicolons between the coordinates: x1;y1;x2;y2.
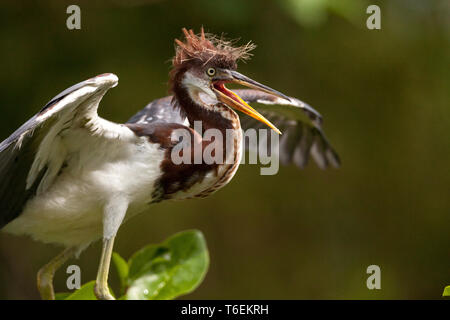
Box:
94;237;115;300
37;247;77;300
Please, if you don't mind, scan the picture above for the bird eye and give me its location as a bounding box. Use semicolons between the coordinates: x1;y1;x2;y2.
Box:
206;68;216;77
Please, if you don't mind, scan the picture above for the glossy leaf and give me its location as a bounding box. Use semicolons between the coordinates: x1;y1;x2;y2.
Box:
54;292;71;300
65;281;98;300
125;230;209;300
112;252;129;295
54;230;208;300
64;281;116;300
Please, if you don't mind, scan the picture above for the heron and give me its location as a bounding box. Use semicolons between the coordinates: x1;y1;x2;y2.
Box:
0;28;339;300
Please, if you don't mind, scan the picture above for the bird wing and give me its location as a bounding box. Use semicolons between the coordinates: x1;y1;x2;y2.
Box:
127;89;340;169
234;89;340;169
127;96;186;125
0;73;125;228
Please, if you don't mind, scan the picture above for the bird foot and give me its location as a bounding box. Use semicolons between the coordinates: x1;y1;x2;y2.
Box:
94;283;115;300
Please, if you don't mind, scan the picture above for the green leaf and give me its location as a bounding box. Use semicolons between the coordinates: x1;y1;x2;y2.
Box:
443;286;450;297
112;252;129;294
65;281;98;300
125;230;209;300
54;292;71;300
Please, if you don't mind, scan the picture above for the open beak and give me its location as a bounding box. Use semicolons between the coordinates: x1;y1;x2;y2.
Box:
211;70;291;135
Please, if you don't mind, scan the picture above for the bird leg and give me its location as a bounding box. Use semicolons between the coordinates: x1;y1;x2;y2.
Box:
37;247;77;300
94;237;115;300
94;196;128;300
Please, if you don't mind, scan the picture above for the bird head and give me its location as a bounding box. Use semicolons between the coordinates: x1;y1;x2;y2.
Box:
169;27;291;134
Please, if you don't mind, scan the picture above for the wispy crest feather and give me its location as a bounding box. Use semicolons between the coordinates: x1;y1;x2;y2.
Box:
172;27;256;69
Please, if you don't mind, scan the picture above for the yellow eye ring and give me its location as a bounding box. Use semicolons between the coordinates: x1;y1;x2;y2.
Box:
206;68;216;76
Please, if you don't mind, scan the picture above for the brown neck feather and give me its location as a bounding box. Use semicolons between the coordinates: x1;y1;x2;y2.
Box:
171;71;238;134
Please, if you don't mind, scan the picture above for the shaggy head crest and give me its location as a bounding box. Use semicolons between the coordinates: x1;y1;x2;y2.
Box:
172;27;256;71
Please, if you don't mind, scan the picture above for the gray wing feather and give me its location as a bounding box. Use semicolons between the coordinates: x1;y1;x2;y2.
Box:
0;117;52;227
234;89;340;169
40;80;91;113
0;75;116;228
0;77;96;154
127;96;186;125
0;80;90;228
127;89;340;170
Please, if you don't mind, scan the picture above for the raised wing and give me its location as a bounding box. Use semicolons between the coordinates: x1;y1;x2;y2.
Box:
127;96;186;125
0;73;125;228
128;89;340;169
234;89;340;169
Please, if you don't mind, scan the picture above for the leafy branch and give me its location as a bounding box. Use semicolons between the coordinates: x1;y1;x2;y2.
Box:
57;230;209;300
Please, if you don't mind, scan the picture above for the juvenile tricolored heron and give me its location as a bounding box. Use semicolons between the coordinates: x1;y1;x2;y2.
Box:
0;28;339;300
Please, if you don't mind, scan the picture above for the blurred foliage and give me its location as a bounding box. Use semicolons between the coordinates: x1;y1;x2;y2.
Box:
279;0;369;27
443;286;450;297
0;0;449;299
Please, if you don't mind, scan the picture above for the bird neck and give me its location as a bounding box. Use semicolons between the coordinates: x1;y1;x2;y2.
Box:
172;79;240;135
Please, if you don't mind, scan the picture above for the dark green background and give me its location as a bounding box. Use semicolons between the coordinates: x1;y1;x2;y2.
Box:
0;0;449;299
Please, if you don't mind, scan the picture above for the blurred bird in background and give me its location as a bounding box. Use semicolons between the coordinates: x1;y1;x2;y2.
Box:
0;28;339;300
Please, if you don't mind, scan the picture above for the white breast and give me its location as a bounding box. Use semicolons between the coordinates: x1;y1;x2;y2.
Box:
3;133;165;248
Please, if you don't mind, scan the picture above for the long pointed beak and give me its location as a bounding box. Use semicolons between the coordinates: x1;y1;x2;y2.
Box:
229;70;292;102
212;70;290;135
